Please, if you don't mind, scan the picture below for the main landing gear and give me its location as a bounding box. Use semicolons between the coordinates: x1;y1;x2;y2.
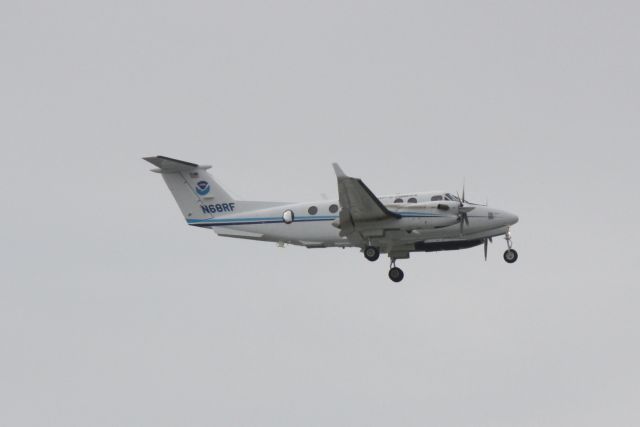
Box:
388;259;404;283
503;229;518;264
363;246;405;282
363;246;380;262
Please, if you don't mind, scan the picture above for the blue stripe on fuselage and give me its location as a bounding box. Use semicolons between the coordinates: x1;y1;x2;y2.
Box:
187;212;449;227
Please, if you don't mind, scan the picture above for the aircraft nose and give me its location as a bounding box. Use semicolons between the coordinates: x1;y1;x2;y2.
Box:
504;212;519;225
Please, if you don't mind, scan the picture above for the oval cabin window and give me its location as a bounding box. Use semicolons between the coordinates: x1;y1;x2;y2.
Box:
282;210;295;224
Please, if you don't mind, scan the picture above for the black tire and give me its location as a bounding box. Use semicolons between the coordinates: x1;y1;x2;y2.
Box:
388;267;404;282
503;249;518;263
364;246;380;262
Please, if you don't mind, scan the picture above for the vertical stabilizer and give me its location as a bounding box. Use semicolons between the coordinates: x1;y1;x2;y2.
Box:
144;155;236;221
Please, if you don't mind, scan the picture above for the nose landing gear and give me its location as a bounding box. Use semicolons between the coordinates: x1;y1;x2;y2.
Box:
503;229;518;264
503;249;518;263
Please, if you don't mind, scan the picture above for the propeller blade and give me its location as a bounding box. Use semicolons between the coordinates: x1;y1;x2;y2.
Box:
484;238;488;261
456;180;473;235
462;180;466;204
458;211;469;234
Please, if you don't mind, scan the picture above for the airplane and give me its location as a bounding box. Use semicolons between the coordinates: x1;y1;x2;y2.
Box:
144;155;519;282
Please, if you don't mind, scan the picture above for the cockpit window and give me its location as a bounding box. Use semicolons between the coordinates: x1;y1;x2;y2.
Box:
445;193;460;202
431;195;443;201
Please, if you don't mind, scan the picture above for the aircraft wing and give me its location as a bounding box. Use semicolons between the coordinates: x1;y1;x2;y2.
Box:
332;163;400;236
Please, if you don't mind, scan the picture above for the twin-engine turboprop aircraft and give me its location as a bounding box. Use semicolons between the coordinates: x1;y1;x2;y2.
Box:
144;156;519;282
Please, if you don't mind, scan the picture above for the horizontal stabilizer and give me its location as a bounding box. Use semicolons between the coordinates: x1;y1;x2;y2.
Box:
143;155;207;172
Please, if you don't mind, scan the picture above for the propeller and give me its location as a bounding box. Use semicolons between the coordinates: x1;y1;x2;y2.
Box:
456;181;473;234
461;180;467;204
483;237;493;261
458;208;470;234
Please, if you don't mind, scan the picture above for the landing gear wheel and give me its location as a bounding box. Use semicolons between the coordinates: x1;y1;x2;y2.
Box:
503;249;518;263
364;246;380;262
388;267;404;282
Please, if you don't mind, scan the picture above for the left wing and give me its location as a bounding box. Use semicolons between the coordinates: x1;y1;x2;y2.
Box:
332;163;400;237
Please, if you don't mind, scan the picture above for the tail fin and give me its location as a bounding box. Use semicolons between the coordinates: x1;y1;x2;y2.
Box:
144;155;237;221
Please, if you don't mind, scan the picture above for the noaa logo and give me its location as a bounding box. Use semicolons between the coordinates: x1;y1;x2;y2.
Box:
195;181;210;195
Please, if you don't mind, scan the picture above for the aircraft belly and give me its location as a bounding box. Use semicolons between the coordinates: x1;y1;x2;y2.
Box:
220;221;344;244
358;221;510;251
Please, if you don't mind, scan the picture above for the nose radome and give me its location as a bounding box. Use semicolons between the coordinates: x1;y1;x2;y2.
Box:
506;212;519;225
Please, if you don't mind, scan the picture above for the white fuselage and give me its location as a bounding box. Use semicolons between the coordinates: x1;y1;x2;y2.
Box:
188;191;518;252
144;155;521;280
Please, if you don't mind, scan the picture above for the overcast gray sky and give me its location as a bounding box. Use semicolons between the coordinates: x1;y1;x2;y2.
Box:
1;1;639;426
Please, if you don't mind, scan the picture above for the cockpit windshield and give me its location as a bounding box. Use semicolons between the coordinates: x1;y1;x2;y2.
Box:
432;193;459;202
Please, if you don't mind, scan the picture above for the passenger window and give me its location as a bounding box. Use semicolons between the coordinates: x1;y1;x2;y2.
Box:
308;206;318;215
282;210;294;224
394;198;404;203
431;195;443;201
329;204;339;213
408;197;417;203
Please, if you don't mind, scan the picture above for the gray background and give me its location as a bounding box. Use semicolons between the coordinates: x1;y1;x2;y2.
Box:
1;1;639;425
